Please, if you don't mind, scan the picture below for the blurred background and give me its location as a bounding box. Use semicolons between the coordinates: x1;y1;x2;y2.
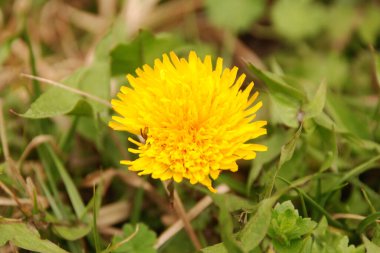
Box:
0;0;380;252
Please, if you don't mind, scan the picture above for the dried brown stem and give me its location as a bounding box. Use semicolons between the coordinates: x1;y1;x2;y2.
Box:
0;100;26;188
333;213;380;223
0;100;10;163
162;181;202;251
0;180;28;215
155;184;230;249
0;196;48;208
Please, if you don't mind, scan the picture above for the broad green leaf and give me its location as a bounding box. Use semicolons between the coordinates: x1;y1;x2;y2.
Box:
272;236;312;253
205;0;264;32
363;235;380;253
249;64;304;102
201;243;228;253
278;125;302;169
21;62;110;119
0;219;68;253
271;0;326;41
264;125;302;198
248;64;304;128
52;223;91;241
326;93;370;139
247;130;288;193
217;201;245;253
312;217;365;253
110;223;156;253
268;201;316;246
315;125;338;172
110;31;183;76
304;81;326;119
238;197;276;251
278;177;344;229
213;193;256;212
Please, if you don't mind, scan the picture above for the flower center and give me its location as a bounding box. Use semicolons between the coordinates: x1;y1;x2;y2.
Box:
143;127;223;182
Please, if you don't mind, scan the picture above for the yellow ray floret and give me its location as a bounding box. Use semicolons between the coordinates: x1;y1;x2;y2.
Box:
109;51;267;192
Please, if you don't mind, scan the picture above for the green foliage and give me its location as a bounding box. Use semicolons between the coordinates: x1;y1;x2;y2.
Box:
21;62;110;119
268;201;316;246
363;236;380;253
271;0;326;41
1;1;380;252
358;212;380;234
0;219;68;253
52;223;92;241
248;64;304;128
110;31;183;76
205;0;264;32
110;223;156;253
358;4;380;45
311;218;364;253
237;197;276;251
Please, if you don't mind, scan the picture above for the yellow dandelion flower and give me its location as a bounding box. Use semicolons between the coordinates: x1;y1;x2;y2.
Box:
109;51;267;192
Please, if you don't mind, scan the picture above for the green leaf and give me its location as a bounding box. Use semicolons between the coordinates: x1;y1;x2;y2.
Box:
0;219;68;253
264;125;302;198
47;146;86;219
333;154;380;190
249;64;305;102
271;0;326;41
21;62;110;119
321;126;338;172
213;193;256;213
217;202;245;253
272;236;312;253
358;212;380;234
278;125;302;169
202;193;258;253
326;93;370;139
110;223;156;253
110;31;183;76
358;4;380;45
238;197;276;251
201;243;228;253
312;217;364;253
303;81;326;119
363;235;380;253
247;130;288;193
268;201;316;246
248;64;304;128
205;0;265;32
52;223;92;241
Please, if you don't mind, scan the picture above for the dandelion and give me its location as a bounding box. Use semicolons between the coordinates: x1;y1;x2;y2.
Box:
109;51;267;192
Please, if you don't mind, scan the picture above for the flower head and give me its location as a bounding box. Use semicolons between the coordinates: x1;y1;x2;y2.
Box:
109;51;267;192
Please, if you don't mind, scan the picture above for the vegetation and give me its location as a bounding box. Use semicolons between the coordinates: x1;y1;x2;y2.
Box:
0;0;380;252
